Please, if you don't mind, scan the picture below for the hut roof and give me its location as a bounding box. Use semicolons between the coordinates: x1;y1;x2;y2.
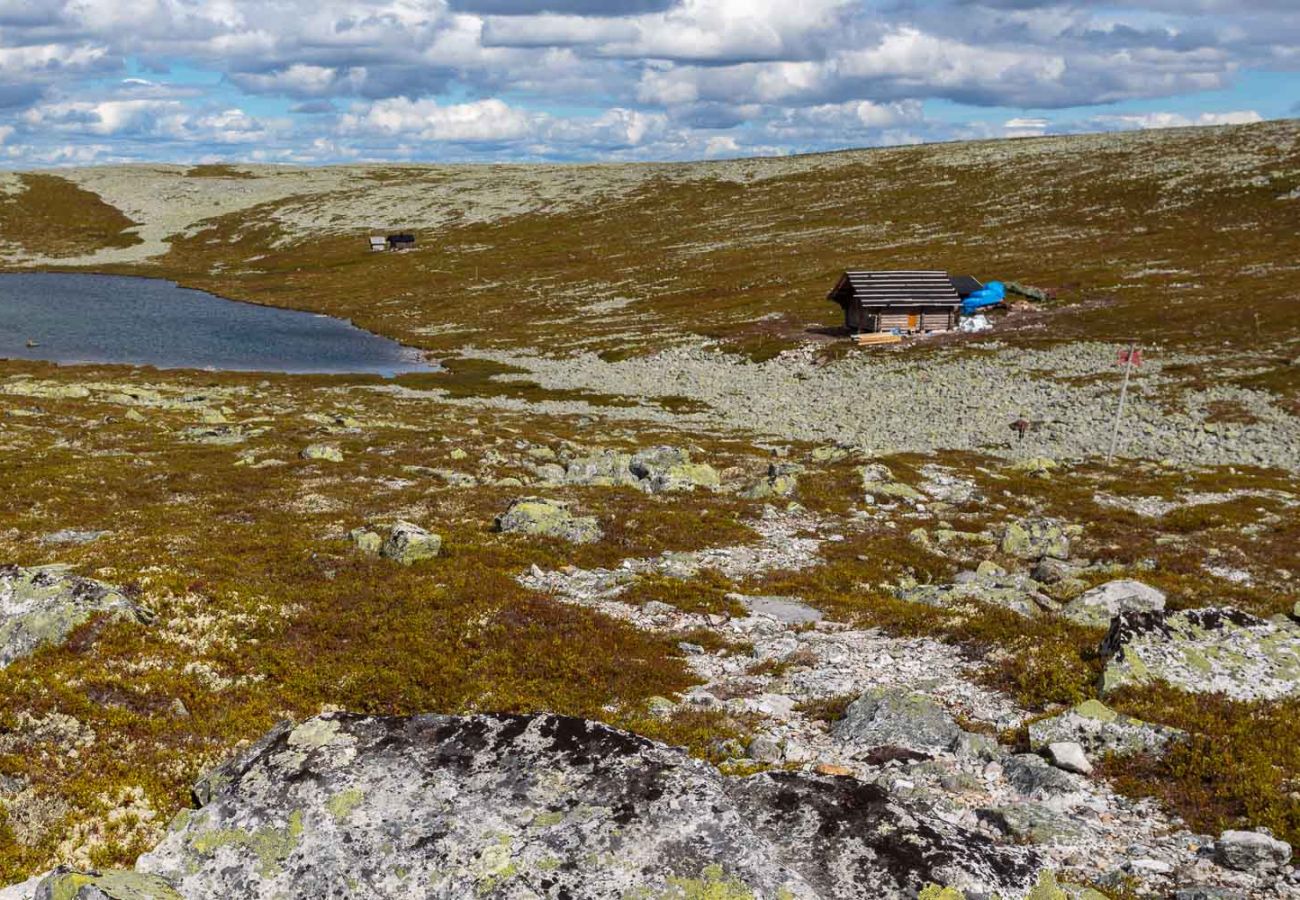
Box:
949;274;983;297
828;270;961;308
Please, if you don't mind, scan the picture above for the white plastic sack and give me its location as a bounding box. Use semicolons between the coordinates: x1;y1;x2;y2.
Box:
959;314;992;333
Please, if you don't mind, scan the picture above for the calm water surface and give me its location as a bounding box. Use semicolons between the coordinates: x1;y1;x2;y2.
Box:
0;273;435;376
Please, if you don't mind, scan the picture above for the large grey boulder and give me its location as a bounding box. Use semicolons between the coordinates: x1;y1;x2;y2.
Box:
1100;608;1300;700
134;713;1041;898
0;565;145;669
1028;699;1183;758
494;498;603;544
833;687;964;754
1061;580;1166;629
1214;830;1292;873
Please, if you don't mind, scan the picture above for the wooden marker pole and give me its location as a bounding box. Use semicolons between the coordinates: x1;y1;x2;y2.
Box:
1107;343;1139;464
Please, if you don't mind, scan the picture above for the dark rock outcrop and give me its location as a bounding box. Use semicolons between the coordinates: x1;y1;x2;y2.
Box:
135;712;1041;898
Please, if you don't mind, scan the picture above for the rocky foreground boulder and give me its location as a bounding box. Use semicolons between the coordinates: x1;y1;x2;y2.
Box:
17;712;1044;899
0;565;145;668
1100;607;1300;700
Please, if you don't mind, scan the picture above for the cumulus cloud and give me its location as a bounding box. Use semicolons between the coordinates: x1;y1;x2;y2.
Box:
1090;109;1263;130
341;97;536;142
0;0;1290;163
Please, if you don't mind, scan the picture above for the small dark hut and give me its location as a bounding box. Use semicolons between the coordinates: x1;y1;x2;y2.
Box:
387;233;416;251
827;270;961;334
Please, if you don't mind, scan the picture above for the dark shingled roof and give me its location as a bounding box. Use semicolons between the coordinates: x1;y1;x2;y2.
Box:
949;274;983;297
828;270;961;308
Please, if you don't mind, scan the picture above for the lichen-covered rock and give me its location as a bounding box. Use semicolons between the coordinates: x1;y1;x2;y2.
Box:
1002;754;1087;804
299;443;343;463
380;522;442;565
562;446;719;493
1213;830;1292;873
563;450;640;488
977;805;1087;844
494;498;602;544
1000;519;1070;561
630;446;720;493
742;462;801;500
347;522;442;563
1099;608;1300;700
0;867;182;900
43;869;181;899
1061;580;1165;629
898;573;1058;619
0;565;145;669
1010;457;1058;478
136;713;1041;898
1028;700;1183;758
833;687;964;754
857;462;926;504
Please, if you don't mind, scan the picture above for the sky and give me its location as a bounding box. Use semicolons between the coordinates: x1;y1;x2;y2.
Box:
0;0;1296;166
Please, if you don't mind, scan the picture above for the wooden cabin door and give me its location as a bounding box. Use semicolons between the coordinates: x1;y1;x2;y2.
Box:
907;313;919;332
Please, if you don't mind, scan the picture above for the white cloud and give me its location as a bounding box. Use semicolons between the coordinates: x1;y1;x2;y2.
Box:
1092;109;1263;130
0;0;1289;162
341;97;535;142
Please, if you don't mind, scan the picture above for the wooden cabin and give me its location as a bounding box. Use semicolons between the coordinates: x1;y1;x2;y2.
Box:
368;236;387;252
827;270;961;334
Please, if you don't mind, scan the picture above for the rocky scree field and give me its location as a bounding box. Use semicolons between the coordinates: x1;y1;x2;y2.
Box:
0;121;1297;898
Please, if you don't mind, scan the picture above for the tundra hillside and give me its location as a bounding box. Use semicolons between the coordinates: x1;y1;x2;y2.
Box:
0;120;1297;898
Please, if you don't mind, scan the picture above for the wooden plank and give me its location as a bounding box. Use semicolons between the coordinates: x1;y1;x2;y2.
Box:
854;333;903;346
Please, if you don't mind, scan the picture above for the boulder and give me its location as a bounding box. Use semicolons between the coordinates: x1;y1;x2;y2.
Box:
1000;519;1070;561
563;450;640;488
348;522;442;563
898;573;1058;619
630;446;720;493
1061;580;1165;629
348;528;383;554
833;687;964;754
731;594;823;625
1002;754;1087;804
0;565;145;669
563;447;719;493
380;522;442;565
130;713;1041;898
494;498;602;544
1010;457;1058;478
977;805;1086;844
0;868;182;899
1044;742;1092;775
299;444;343;463
1028;699;1182;758
742;462;801;500
1213;830;1292;873
859;463;927;504
1099;608;1300;701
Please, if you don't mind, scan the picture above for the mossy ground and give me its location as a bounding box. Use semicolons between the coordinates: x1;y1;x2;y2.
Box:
0;121;1297;882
